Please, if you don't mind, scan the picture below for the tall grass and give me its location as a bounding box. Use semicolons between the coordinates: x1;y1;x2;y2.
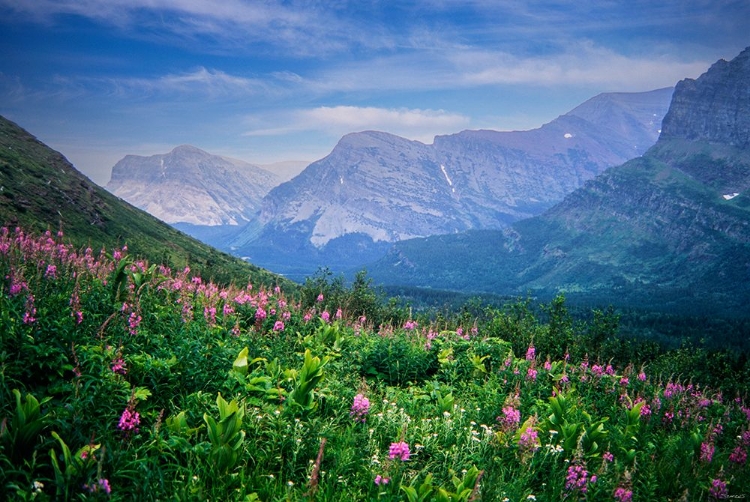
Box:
1;227;748;500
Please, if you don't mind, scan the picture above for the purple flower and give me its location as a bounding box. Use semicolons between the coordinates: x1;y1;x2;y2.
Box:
273;320;285;332
709;478;728;499
44;264;57;279
729;446;747;465
388;441;410;461
316;294;324;302
565;464;595;494
84;478;111;496
603;451;614;462
99;479;111;495
700;442;715;463
374;475;390;485
350;393;370;422
111;358;127;375
525;345;535;361
498;406;521;430
614;487;633;502
518;428;539;452
118;407;140;434
127;312;142;335
526;367;538;381
255;307;267;320
321;311;330;323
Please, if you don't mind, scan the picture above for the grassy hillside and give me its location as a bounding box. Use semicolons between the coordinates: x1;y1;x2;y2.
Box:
1;227;749;500
0;116;292;289
368;141;750;319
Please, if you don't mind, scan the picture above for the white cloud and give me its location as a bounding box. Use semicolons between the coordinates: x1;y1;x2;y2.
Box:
243;106;471;143
452;43;710;89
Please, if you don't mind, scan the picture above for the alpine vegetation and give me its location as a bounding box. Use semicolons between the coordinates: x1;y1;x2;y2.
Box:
1;227;749;500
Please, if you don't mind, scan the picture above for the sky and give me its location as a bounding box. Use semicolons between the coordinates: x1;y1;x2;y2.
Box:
1;1;748;186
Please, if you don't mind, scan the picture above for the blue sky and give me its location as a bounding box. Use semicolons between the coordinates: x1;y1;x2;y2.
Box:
1;1;748;185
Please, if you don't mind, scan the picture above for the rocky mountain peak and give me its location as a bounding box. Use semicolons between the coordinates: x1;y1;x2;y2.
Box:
107;145;281;226
660;46;750;148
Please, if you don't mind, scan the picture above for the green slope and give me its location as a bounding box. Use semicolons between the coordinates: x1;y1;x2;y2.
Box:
368;141;750;315
0;115;293;288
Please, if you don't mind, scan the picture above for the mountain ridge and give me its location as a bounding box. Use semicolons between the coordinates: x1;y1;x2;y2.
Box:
107;145;282;226
233;88;673;276
366;48;750;315
0;115;292;288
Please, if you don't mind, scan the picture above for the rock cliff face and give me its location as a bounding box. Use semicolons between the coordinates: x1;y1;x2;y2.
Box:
368;47;750;314
107;145;280;226
660;46;750;149
253;88;673;255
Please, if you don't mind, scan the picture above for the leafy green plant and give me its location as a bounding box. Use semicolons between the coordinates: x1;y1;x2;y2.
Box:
48;432;100;500
402;466;483;502
288;349;329;413
361;333;437;385
203;393;245;472
2;389;51;462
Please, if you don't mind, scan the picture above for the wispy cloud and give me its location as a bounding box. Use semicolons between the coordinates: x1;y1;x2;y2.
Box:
244;106;471;143
0;0;391;57
450;43;711;89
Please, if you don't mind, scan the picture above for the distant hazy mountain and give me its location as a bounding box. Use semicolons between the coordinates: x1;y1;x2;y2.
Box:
233;88;673;276
0;117;291;288
107;145;281;226
368;47;750;315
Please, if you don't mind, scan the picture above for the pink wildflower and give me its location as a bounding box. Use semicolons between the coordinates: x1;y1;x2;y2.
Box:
700;442;715;463
525;345;535;361
273;320;285;332
388;441;410;461
374;475;390;485
498;406;520;430
118;407;140;435
526;367;538;381
321;311;330;323
565;464;595;494
111;358;127;375
23;294;37;324
44;264;57;279
350;394;370;423
518;428;540;452
729;446;747;465
127;312;142;335
85;478;111;495
709;478;728;499
614;487;633;502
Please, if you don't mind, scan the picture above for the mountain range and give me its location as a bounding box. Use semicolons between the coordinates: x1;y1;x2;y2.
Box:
0;117;290;288
367;46;750;315
224;88;673;276
107;145;284;226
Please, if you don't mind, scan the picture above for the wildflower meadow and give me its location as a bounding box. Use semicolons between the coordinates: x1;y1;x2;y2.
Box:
1;227;749;500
